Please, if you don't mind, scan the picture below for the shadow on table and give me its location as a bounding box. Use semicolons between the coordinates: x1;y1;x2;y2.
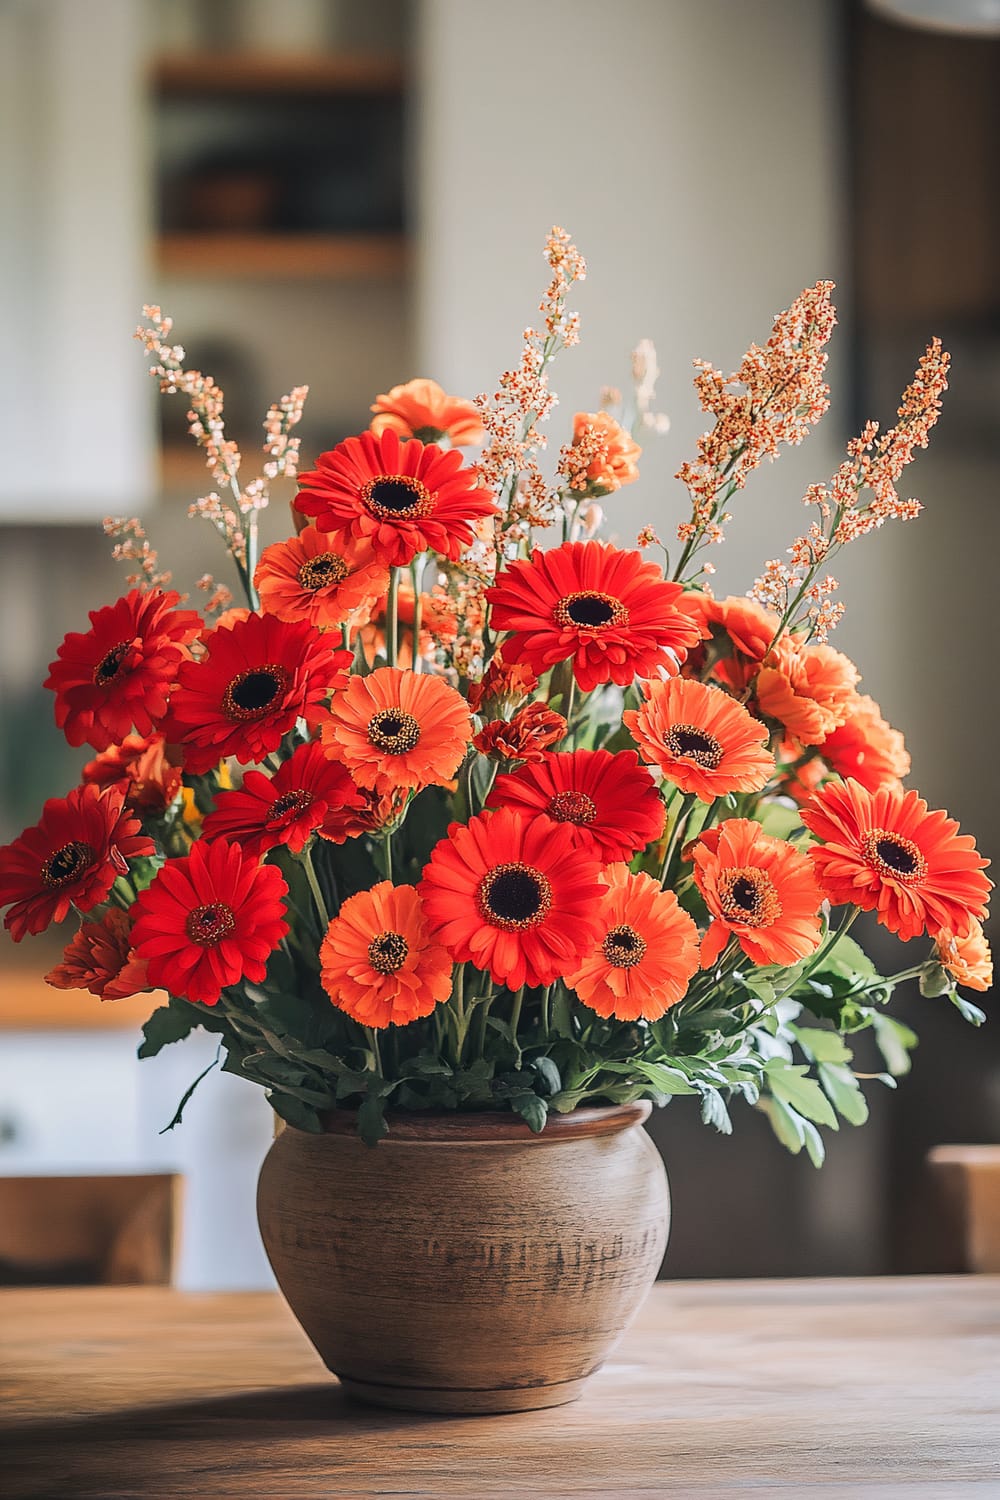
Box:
3;1385;458;1500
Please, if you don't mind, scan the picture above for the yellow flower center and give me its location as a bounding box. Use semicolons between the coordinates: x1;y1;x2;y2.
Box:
367;709;421;755
547;790;598;825
297;552;350;592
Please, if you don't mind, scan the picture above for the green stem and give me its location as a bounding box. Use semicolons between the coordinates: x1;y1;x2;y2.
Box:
773;907;861;1005
473;991;495;1059
386;566;399;669
659;793;696;884
381;828;394;883
366;1027;384;1076
509;984;525;1063
299;843;330;930
410;558;423;674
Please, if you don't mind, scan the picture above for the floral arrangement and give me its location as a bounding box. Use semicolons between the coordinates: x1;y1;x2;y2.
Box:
2;229;991;1155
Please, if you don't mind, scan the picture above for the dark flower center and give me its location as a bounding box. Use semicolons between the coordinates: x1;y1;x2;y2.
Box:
664;723;724;770
368;708;421;755
267;789;314;827
362;474;434;520
368;930;409;974
93;641;133;685
477;862;553;930
547;790;598;825
553;590;629;630
861;828;927;883
718;867;782;928
298;553;349;592
185;902;236;947
603;923;647;969
222;665;290;721
41;840;96;888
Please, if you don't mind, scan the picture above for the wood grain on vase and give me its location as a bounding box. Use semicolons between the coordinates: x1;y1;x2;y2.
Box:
257;1102;669;1413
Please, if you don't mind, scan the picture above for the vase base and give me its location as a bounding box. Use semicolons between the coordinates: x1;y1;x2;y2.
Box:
336;1372;588;1415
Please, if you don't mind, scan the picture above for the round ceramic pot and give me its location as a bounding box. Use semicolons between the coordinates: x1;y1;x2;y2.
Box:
257;1102;669;1414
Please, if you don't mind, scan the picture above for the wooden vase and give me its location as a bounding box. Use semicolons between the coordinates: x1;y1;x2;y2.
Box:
256;1102;669;1414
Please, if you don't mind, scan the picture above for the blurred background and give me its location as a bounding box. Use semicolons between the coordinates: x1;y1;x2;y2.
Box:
0;0;996;1289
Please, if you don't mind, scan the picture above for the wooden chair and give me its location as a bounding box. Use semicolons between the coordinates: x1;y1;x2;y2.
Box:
926;1146;1000;1274
0;1174;180;1286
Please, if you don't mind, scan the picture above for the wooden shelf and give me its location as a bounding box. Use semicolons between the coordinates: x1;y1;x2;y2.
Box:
156;232;408;280
0;972;163;1031
153;52;406;96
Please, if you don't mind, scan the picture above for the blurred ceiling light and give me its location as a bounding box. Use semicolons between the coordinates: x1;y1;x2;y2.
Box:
867;0;1000;33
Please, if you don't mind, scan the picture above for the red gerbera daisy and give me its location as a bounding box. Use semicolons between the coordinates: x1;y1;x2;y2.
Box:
487;748;665;863
0;784;154;942
165;612;351;775
690;818;824;969
623;676;774;802
801;779;992;942
82;732;183;815
45;589;202;751
45;908;150;1001
295;428;495;567
419;807;606;990
201;741;365;856
564;865;700;1021
486;540;702;692
130;838;289;1007
320;881;453;1029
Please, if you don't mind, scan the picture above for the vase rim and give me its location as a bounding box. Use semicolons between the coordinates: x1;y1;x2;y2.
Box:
314;1100;651;1144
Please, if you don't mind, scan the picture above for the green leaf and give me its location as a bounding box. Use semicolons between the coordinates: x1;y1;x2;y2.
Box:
951;992;987;1027
549;987;575;1039
798;1115;826;1168
764;1061;838;1128
919;962;953;999
510;1092;548;1133
357;1092;389;1146
758;1094;806;1153
790;1026;852;1065
755;798;805;842
269;1092;323;1133
158;1056;219;1133
530;1056;562;1096
405;1054;454;1078
138;997;207;1058
872;1013;917;1076
631;1059;699;1095
698;1085;733;1135
817;1062;869;1126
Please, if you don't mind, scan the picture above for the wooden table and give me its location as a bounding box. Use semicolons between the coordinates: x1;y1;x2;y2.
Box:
2;1279;998;1498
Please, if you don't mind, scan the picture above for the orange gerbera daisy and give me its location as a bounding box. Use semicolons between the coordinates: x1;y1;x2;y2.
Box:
755;639;859;745
623;676;773;803
320;881;453;1029
564;865;700;1021
82;732;183;815
935;919;993;993
319;786;409;844
295;428;494;567
370;378;484;446
818;694;910;792
419;807;606;990
45;908;150;1001
561;411;641;494
472;702;567;763
467;654;539;714
166;612;351;775
690;818;824;968
254;525;388;631
487;748;665;863
801;780;992;942
486;541;703;693
321;666;471;794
